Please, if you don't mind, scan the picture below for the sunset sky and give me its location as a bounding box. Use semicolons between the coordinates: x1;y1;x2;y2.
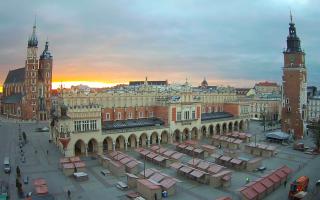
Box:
0;0;319;90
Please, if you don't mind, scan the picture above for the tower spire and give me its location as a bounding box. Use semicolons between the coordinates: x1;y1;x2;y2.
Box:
28;16;38;48
290;9;293;24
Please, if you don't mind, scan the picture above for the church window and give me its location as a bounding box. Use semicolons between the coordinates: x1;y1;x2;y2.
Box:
106;113;110;121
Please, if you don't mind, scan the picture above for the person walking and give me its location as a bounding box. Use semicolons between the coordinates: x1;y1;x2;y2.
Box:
284;179;287;188
46;150;49;155
67;190;71;199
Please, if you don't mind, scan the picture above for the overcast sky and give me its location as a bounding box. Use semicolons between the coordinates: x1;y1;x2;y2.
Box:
0;0;319;87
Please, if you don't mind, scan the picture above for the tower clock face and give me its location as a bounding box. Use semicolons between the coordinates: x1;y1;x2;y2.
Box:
289;55;295;63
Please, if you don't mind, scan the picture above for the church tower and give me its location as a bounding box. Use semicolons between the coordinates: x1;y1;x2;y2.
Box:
24;19;39;120
38;40;53;120
281;13;307;139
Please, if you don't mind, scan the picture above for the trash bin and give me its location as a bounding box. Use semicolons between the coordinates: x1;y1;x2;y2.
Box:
162;191;168;198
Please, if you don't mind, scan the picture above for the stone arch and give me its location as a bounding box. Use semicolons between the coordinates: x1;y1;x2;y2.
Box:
228;122;233;133
115;135;126;150
103;136;113;152
161;131;169;144
150;132;159;145
209;124;214;137
216;124;221;135
87;138;98;154
128;134;137;148
74;139;86;156
239;120;244;131
139;133;148;147
174;129;181;143
245;119;250;131
191;127;198;140
222;123;227;134
201;126;207;138
234;121;239;131
183;128;190;141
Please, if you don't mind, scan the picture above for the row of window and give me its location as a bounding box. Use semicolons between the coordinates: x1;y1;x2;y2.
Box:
105;111;154;121
177;111;196;121
74;120;97;132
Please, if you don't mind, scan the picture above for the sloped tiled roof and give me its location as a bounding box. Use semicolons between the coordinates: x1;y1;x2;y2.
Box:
4;68;25;84
2;93;23;104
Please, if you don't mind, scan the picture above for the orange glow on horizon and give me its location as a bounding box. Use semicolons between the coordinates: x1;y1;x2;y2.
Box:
52;81;121;89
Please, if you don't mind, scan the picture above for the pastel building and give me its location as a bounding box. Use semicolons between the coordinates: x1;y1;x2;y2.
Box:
51;83;250;157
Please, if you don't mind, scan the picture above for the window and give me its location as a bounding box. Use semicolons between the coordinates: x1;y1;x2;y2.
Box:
106;113;110;121
149;111;154;118
177;112;181;121
184;111;190;120
74;121;81;132
128;112;133;119
287;107;291;112
139;111;144;118
46;72;50;77
192;111;195;119
117;112;121;120
286;98;289;104
32;107;35;112
208;107;212;113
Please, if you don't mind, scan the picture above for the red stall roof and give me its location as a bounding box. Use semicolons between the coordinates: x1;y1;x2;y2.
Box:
170;162;183;170
268;174;281;183
279;165;292;175
74;161;86;168
163;150;175;157
126;160;139;169
190;170;205;178
179;166;193;174
159;148;168;154
188;158;201;166
60;157;70;164
140;169;156;178
35;185;48;195
138;179;161;190
178;144;188;149
150;173;165;182
219;156;232;162
240;187;258;200
151;145;160;151
185;146;194;151
154;155;166;162
197;161;210;170
171;152;184;160
160;178;176;189
62;163;74;169
114;153;126;161
194;148;204;153
140;150;151;156
252;182;267;193
109;151;119;158
261;177;273;189
120;157;132;164
33;178;47;186
146;152;158;159
69;156;81;163
208;164;224;174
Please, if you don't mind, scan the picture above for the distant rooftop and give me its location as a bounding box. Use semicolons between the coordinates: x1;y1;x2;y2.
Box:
201;112;234;121
102;117;164;130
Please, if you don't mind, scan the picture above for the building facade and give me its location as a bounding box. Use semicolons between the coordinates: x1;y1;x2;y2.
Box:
307;96;320;122
281;15;307;139
51;84;250;157
1;22;53;120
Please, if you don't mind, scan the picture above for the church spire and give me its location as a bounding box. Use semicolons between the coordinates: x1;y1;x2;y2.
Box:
285;11;302;53
28;16;38;48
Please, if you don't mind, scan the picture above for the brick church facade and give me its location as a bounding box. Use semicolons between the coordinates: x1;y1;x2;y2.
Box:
281;14;307;139
1;22;53;121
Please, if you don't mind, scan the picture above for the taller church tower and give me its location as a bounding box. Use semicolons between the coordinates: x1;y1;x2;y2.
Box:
281;13;307;139
24;20;39;120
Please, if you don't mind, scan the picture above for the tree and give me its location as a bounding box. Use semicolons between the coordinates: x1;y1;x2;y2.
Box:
307;120;320;152
16;166;21;177
22;132;26;141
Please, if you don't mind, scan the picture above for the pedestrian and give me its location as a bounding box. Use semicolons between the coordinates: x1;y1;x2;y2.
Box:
46;150;49;155
67;190;71;199
284;179;287;188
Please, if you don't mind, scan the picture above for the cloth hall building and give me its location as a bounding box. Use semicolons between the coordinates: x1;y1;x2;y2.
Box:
52;83;251;157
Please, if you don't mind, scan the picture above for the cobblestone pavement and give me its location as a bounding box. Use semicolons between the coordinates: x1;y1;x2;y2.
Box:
0;117;319;200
